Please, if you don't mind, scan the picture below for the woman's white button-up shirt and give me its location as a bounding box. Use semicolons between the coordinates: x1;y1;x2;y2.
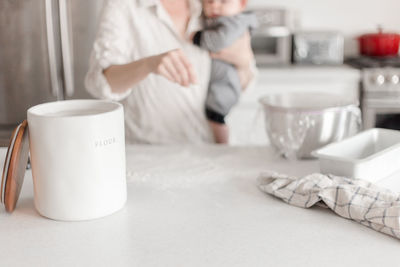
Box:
85;0;214;144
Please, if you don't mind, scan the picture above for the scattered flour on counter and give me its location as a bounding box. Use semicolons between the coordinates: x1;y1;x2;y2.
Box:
126;158;225;189
125;146;270;189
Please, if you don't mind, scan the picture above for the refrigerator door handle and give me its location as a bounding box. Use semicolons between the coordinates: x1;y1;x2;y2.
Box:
45;0;61;99
59;0;74;97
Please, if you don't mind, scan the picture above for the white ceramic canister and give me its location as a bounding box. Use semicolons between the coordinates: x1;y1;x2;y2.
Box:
27;100;127;221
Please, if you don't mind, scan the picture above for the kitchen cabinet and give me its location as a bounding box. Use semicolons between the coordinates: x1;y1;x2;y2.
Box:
227;65;361;145
0;145;398;267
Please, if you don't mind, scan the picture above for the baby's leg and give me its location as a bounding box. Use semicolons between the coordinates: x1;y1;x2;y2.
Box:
208;120;229;144
205;107;229;143
206;60;241;144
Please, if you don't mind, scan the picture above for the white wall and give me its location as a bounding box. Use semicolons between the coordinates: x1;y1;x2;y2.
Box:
248;0;400;55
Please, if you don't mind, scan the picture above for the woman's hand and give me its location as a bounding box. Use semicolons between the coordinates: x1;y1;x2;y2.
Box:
210;32;254;89
104;49;197;93
147;49;197;87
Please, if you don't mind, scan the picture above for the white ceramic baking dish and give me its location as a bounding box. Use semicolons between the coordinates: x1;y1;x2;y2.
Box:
312;128;400;183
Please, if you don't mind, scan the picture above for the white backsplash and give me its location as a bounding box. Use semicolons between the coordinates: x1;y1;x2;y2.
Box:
248;0;400;56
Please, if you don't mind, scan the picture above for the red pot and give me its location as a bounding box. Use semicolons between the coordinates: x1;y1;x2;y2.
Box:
358;28;400;57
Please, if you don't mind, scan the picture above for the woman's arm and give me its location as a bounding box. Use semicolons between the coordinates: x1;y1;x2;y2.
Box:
209;32;255;89
104;49;198;93
198;16;250;53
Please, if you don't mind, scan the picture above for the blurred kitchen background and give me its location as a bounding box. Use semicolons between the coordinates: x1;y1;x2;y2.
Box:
1;0;400;146
249;0;400;56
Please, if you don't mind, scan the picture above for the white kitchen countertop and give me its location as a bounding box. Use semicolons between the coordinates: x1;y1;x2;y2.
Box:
256;65;361;82
0;145;399;267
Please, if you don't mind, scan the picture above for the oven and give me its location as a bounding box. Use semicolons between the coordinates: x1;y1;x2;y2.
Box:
346;57;400;130
250;8;292;66
359;65;400;129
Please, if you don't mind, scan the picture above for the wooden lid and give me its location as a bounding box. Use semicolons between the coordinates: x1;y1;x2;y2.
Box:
1;120;29;212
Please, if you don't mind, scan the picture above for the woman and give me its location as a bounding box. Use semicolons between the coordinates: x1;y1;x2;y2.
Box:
85;0;255;144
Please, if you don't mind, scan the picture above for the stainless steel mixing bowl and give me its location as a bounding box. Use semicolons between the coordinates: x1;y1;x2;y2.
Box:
259;93;361;159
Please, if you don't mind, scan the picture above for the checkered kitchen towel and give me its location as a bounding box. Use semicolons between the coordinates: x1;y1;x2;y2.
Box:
258;172;400;239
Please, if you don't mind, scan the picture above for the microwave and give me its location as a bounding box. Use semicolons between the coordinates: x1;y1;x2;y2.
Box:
250;8;292;66
293;31;344;65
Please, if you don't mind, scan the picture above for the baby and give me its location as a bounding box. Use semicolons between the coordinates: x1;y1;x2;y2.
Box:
193;0;258;143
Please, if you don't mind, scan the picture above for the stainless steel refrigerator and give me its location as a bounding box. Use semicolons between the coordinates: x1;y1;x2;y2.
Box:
0;0;105;145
